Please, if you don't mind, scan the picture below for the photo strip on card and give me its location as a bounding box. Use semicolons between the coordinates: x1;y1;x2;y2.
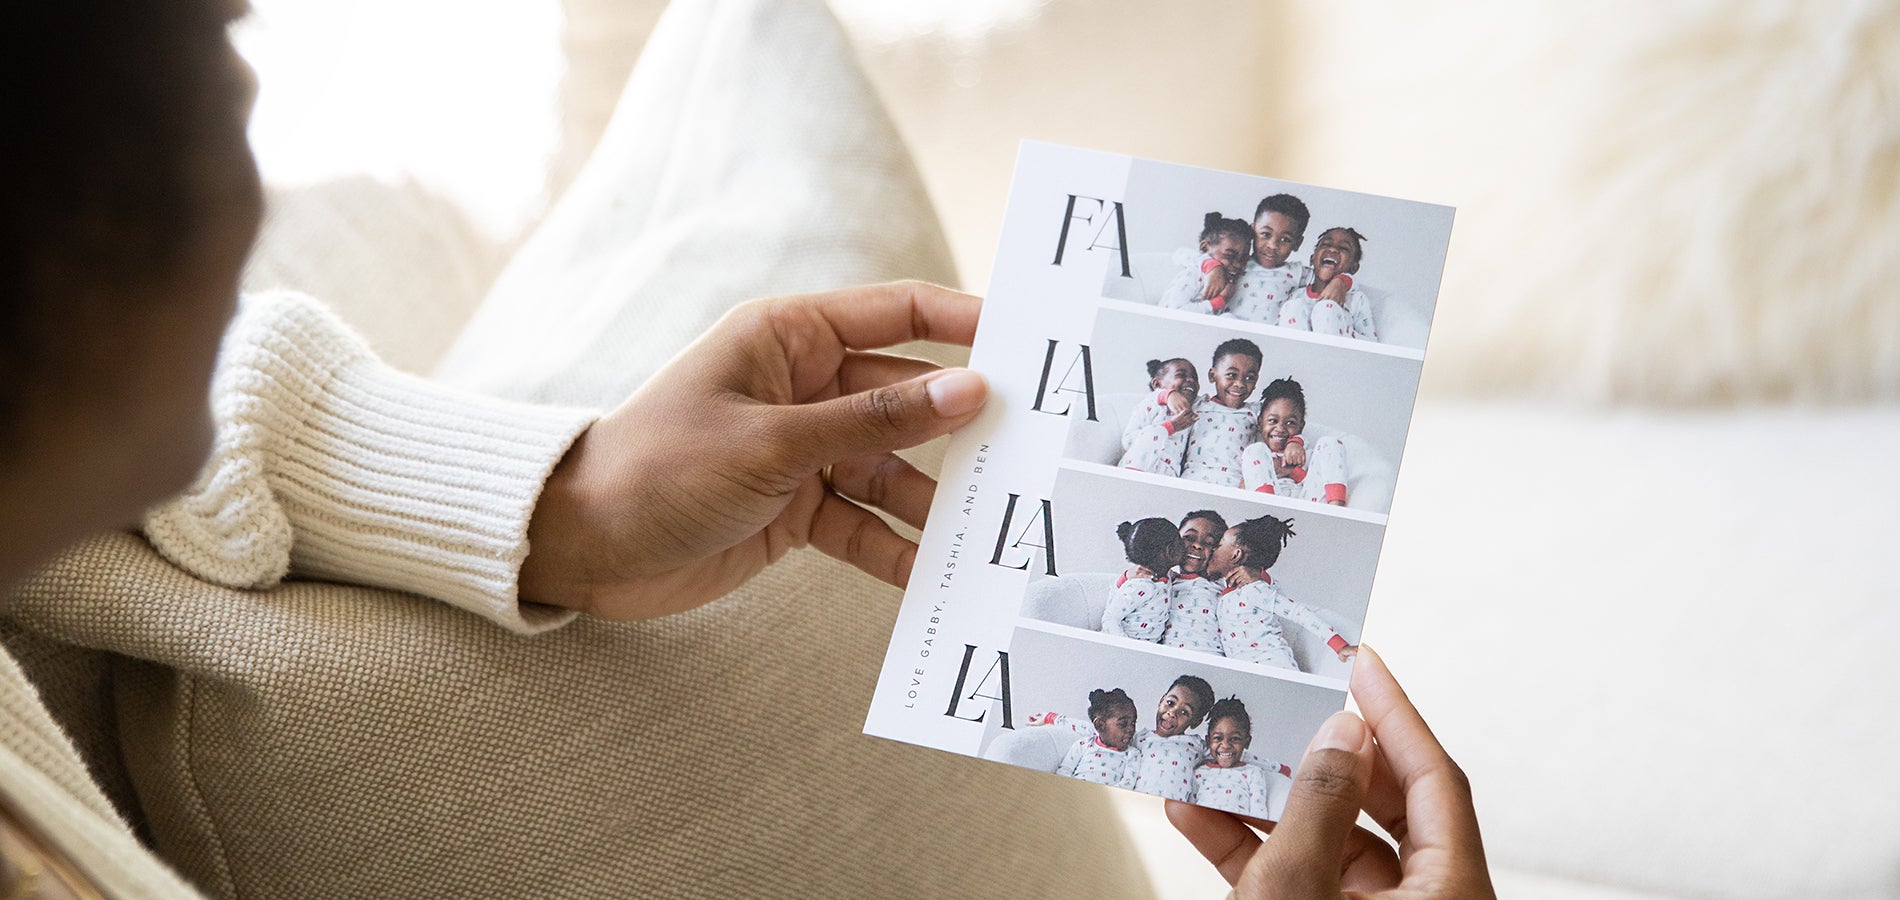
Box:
979;626;1349;820
864;142;1453;820
1064;308;1422;516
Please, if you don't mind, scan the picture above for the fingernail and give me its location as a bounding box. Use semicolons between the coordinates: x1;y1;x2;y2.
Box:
926;369;988;418
1310;711;1366;753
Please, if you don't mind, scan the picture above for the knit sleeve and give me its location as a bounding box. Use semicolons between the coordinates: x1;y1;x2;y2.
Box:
141;291;600;634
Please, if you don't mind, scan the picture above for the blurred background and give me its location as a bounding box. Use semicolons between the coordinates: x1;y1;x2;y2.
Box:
232;1;1900;897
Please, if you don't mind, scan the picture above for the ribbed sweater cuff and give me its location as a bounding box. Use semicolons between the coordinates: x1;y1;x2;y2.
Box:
146;292;598;634
281;355;596;634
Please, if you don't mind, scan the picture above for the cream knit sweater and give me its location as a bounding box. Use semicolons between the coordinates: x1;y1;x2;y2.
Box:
142;292;594;635
2;292;595;896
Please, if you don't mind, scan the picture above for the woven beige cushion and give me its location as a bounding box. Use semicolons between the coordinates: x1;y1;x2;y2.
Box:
5;0;1152;896
16;533;1148;898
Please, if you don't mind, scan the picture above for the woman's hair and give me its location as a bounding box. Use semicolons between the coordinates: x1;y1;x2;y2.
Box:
1253;193;1312;236
1087;688;1137;724
1116;517;1180;571
1258;377;1307;419
1230;515;1297;571
1206;696;1252;739
1317;226;1368;260
2;2;246;450
1169;675;1218;727
1210;338;1263;369
1145;357;1194;382
1177;509;1228;535
1198;212;1253;247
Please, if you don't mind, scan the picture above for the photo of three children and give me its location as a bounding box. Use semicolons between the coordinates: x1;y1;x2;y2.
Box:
1101;510;1354;672
1026;674;1290;818
1158;195;1381;345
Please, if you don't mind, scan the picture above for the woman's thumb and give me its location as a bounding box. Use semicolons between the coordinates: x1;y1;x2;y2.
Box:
787;368;988;468
1251;711;1375;894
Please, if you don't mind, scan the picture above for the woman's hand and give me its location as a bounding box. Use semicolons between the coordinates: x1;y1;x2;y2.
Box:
1165;646;1494;899
518;281;987;620
1335;644;1358;663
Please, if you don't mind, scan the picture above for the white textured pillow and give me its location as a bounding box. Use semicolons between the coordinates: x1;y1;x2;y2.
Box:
1277;2;1900;404
431;0;958;403
241;178;505;375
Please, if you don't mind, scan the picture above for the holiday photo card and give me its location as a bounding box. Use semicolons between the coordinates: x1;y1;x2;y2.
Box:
864;142;1453;819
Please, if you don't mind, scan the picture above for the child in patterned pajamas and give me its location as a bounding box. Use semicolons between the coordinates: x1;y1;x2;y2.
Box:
1208;515;1356;672
1239;377;1349;506
1159;214;1253;316
1102;518;1185;643
1126;675;1217;802
1116;358;1198;475
1179;338;1263;489
1227;193;1314;324
1161;510;1227;655
1279;227;1379;342
1054;689;1141;787
1191;697;1290;819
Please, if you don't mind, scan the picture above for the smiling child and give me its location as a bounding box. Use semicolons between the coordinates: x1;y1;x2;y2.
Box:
1161;510;1227;655
1179;339;1263;489
1116;357;1198;475
1161;213;1254;316
1280;226;1379;342
1126;675;1218;802
1227;194;1313;324
1189;697;1287;818
1239;377;1349;506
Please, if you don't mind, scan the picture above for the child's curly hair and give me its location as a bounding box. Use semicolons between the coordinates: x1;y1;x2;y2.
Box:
1198;211;1253;247
1116;517;1179;572
1177;509;1228;535
1087;688;1136;724
1316;225;1368;261
1211;337;1263;369
1258;377;1307;420
1145;357;1195;382
1230;514;1296;571
1205;696;1252;740
1253;193;1312;237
